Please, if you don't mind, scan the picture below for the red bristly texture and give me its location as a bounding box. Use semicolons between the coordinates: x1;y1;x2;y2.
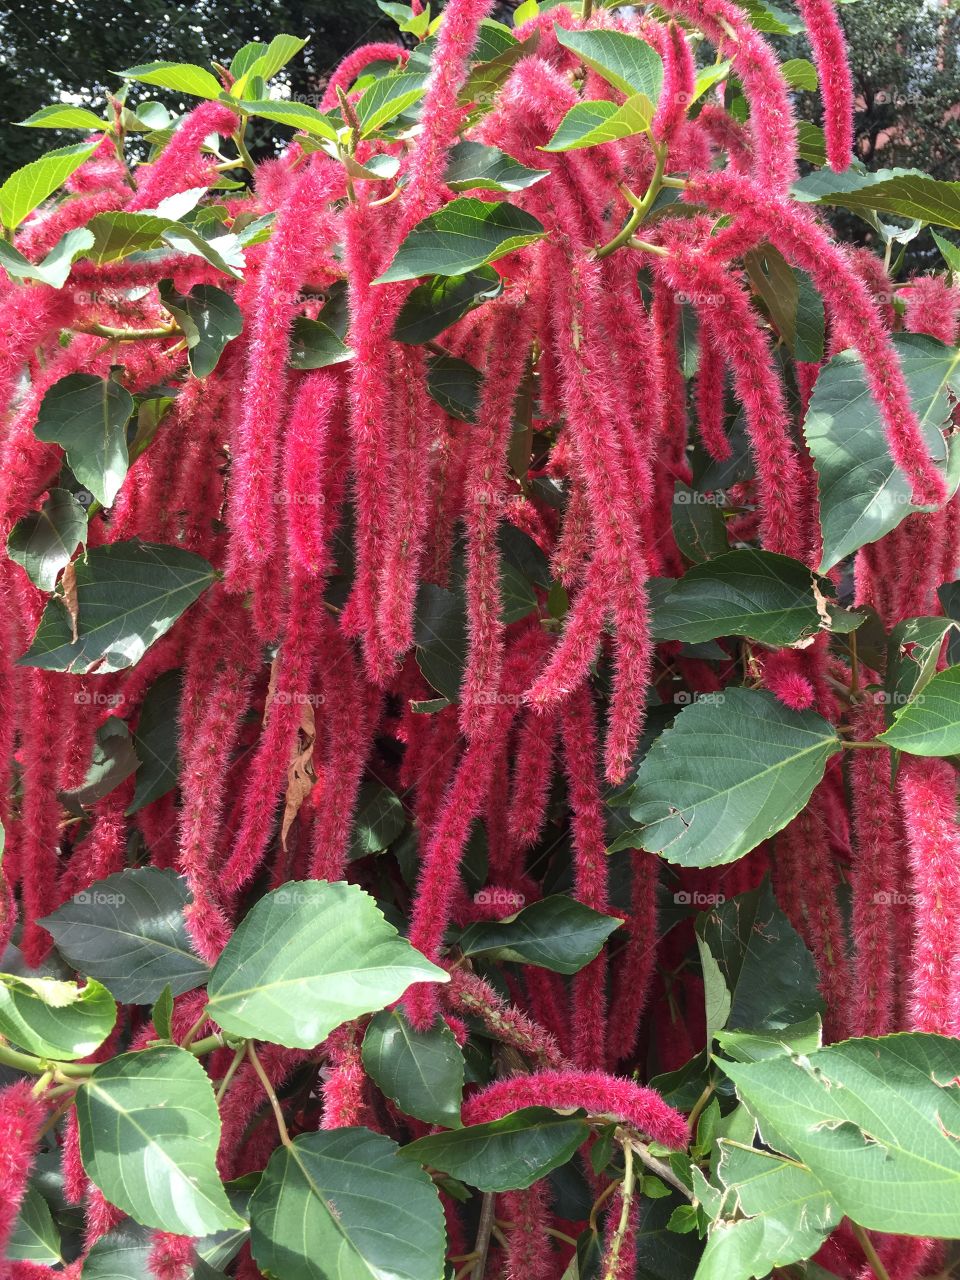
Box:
0;1081;44;1257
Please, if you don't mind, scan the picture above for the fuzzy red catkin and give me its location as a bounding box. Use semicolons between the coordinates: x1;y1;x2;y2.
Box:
848;702;899;1037
560;685;611;1069
550;251;652;783
129;101;239;211
320;1027;369;1129
794;0;854;171
147;1233;196;1280
447;967;564;1068
902;274;960;345
652;22;696;143
502;1185;555;1280
0;1081;44;1258
687;170;949;508
692;321;731;463
608;850;660;1066
226;157;340;590
898;757;960;1035
462;1069;689;1150
461;305;530;737
507;706;559;852
319;43;408;110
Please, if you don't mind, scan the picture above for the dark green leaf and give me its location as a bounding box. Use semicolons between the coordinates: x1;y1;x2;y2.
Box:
129;668;182;813
393;266;503;344
60;715;138;812
7;487;87;592
33;373;134;508
205;880;447;1048
793;167;960;230
444;140;548;192
626;690;842;867
349;780;406;857
76;1046;243;1234
696;880;824;1039
401;1106;590;1191
151;984;174;1040
250;1128;446;1280
40;867;209;1003
458;895;622;974
884;616;958;725
362;1008;465;1127
81;1225;153;1280
20;540;217;674
671;484;729;564
804;333;960;572
235;99;338;140
0;142;99;230
651;550;823;646
414;581;468;700
158;282;243;377
289;281;353;370
721;1033;960;1236
427;354;481;422
376;197;545;282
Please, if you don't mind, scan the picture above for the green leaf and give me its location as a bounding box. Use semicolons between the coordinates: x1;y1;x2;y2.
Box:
250;1128;446;1280
458;30;540;107
626;690;842;867
796;121;827;166
877;664;960;755
355;72;426;137
696;881;824;1039
76;1046;243;1235
738;0;804;33
671;484;729;565
230;35;308;96
793;166;960;230
7;488;87;592
780;57;818;90
84;210;245;279
933;230;960;274
81;1225;153;1280
60;715;139;812
235;99;338;140
151;983;174;1040
17;104;109;131
375;197;545;283
0;226;95;288
205;880;448;1048
33;373;133;509
651;550;823;647
414;581;468;700
0;142;99;230
289;282;353;370
716;1016;823;1064
444;141;549;192
401;1107;590;1191
426;354;481;422
695;1144;839;1280
884;616;958;724
20;540;217;674
542;95;656;152
158;281;243;377
554;26;664;101
128;669;182;813
721;1033;960;1236
350;780;406;857
0;973;115;1059
363;1008;465;1127
377;1;433;37
7;1188;62;1265
458;895;622;974
119;61;224;99
743;244;824;361
804;333;960;572
40;867;209;1003
393;266;503;344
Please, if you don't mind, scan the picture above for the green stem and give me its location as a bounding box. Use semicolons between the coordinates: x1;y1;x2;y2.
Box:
216;1042;248;1102
582;0;594;19
0;1042;93;1078
627;237;669;257
626;1135;694;1201
232;130;256;174
471;1192;496;1280
596;143;667;259
851;1224;892;1280
603;1140;635;1280
844;740;886;750
686;1080;715;1132
81;323;178;340
247;1040;292;1149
